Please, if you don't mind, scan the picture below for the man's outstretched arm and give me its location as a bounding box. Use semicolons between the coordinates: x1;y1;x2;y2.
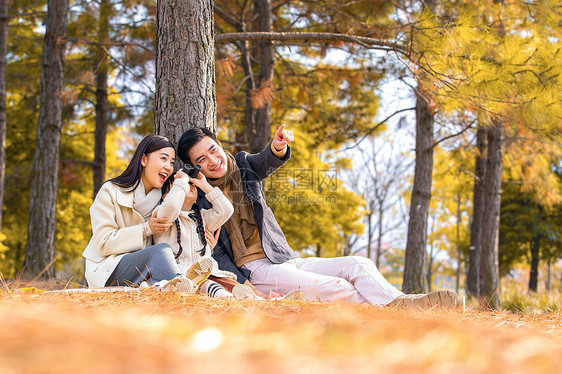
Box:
247;124;294;179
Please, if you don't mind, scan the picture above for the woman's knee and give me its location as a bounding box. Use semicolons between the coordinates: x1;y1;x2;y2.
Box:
147;243;175;260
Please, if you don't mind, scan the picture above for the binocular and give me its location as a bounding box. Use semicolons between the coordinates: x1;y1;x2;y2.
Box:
183;164;201;179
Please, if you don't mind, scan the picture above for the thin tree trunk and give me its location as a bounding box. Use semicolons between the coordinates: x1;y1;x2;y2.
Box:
403;90;434;294
426;215;436;292
251;0;274;153
546;259;551;291
243;0;274;153
22;0;69;279
456;193;461;294
466;128;487;298
240;38;256;151
93;0;110;198
155;0;216;143
479;122;503;308
366;204;373;260
0;0;8;231
528;235;540;292
426;245;434;292
375;202;383;267
215;5;255;153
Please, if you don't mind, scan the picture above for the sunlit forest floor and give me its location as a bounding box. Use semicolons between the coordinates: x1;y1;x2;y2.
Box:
1;279;561;374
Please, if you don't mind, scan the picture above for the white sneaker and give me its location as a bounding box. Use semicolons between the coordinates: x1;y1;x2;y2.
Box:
186;257;213;287
232;284;258;300
275;289;307;301
387;290;461;309
161;277;194;294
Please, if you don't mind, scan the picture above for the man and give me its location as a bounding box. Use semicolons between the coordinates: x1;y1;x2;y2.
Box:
177;125;460;308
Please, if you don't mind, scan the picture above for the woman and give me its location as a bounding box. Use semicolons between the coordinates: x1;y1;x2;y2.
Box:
82;135;192;291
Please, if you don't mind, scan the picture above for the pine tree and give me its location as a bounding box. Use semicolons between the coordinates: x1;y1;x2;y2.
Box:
22;0;69;279
155;0;216;143
0;0;8;231
93;0;111;198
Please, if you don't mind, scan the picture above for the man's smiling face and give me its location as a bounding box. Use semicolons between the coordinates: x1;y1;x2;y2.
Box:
187;136;228;179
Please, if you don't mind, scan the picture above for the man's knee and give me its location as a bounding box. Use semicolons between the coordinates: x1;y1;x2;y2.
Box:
349;256;375;266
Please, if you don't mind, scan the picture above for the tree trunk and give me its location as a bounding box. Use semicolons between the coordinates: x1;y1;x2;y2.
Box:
155;0;216;143
251;0;274;153
546;259;551;291
403;90;434;294
21;0;69;279
0;0;8;230
426;215;436;292
479;122;503;308
366;204;373;260
93;0;111;198
528;235;540;292
466;127;487;298
240;36;256;151
375;202;383;267
426;246;434;292
216;0;274;152
455;193;461;294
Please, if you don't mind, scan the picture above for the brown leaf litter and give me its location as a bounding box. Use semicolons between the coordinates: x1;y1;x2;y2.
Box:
1;286;561;374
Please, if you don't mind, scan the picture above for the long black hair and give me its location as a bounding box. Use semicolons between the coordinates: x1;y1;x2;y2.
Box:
173;204;208;259
177;127;218;165
109;135;175;191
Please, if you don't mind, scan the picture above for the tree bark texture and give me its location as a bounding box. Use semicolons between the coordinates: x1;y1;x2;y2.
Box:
528;235;540;292
426;245;434;292
403;91;434;293
478;122;503;308
155;0;216;144
466;127;487;298
93;0;110;198
22;0;69;279
0;0;8;231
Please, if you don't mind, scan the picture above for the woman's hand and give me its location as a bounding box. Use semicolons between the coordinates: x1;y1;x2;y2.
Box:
148;210;173;234
205;227;221;252
189;172;213;194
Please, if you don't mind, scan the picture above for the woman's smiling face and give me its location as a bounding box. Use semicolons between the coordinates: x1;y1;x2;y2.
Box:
140;147;175;192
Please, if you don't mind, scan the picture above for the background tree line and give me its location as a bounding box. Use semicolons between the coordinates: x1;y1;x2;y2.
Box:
1;0;561;309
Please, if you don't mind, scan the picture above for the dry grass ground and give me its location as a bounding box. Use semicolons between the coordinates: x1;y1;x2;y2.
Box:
1;282;561;374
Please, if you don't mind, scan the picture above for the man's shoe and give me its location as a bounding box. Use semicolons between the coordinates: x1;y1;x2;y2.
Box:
387;290;461;310
161;277;194;294
277;289;307;301
186;257;213;287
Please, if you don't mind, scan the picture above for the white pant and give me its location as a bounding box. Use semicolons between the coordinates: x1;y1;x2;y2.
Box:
242;256;404;306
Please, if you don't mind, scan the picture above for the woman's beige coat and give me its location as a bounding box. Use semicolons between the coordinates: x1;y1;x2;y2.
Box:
82;182;153;288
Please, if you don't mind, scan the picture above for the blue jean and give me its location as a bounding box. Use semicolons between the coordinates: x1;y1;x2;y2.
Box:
105;243;182;286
